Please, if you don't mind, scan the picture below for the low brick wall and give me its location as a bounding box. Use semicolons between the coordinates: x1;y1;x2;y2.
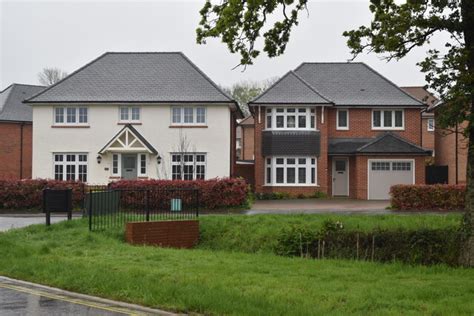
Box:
125;220;199;248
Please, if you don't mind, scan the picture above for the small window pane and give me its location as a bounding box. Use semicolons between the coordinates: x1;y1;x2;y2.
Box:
266;115;272;128
196;107;206;123
276;158;284;165
392;162;411;171
335;160;346;172
298;108;306;113
78;165;87;182
338;110;348;128
373;111;381;127
55;108;64;123
298;115;306;128
140;154;146;174
66;165;76;180
196;165;205;180
276;108;284;113
276;168;284;183
298;158;306;164
172;108;181;123
266;167;271;183
371;162;390;171
311;167;315;184
112;154;119;174
427;118;435;131
196;154;206;162
298;168;306;184
395;111;403;127
383;111;392;127
183;165;193;180
172;165;181;180
287;158;295;164
287;108;295;113
287;116;296;128
287;168;295;183
184;108;194;123
276;116;284;128
120;107;129;121
131;107;140;121
78;107;88;123
54;165;63;180
67;108;76;123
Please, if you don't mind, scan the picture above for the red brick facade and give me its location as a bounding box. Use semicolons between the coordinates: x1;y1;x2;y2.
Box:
421;116;435;151
125;220;199;248
252;106;427;199
0;122;32;179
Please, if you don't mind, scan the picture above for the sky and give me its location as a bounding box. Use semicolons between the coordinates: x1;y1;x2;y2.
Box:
0;0;448;90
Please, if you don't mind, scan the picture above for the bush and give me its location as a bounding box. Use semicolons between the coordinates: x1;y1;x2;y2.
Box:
275;221;461;266
109;178;248;210
390;184;465;211
0;179;86;210
255;190;327;200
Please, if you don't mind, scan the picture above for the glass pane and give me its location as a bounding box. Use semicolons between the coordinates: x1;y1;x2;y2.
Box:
287;168;295;183
276;168;284;183
276;158;284;164
184;154;193;162
120;107;128;121
298;167;306;183
276;108;284;113
55;108;64;123
287;116;296;128
298;108;306;113
196;107;206;123
172;108;181;123
338;110;347;127
298;158;306;164
196;165;205;180
335;160;346;172
311;115;315;128
276;116;284;128
172;165;181;180
287;108;296;113
78;165;87;182
298;115;306;128
66;165;75;180
183;165;193;180
266;167;271;183
66;154;75;162
54;165;63;180
383;111;392;127
373;111;381;127
184;108;193;123
266;115;272;128
67;108;76;123
172;154;181;162
79;108;88;123
132;107;140;121
311;168;315;183
54;154;63;162
287;158;295;164
395;111;403;127
196;154;205;162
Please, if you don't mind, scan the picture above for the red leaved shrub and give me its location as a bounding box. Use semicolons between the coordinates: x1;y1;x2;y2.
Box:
0;179;86;210
109;178;248;209
390;184;465;211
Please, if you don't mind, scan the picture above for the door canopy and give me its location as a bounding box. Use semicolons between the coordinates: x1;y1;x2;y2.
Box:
99;124;158;154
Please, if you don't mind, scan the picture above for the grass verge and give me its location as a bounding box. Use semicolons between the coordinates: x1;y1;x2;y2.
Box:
0;217;473;315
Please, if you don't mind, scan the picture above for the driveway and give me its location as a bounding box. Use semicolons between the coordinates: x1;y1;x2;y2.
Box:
246;198;390;214
0;215;76;232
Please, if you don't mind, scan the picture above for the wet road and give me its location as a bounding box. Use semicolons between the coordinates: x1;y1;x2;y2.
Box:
0;216;69;232
0;277;174;315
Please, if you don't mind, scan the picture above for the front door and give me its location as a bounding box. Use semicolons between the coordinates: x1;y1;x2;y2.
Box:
332;158;348;196
122;154;137;179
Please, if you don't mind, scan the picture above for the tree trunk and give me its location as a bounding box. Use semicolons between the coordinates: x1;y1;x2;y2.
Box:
460;0;474;267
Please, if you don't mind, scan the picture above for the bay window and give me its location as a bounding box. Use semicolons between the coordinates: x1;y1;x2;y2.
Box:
54;153;88;182
372;109;404;130
54;107;88;125
265;107;316;130
265;157;317;186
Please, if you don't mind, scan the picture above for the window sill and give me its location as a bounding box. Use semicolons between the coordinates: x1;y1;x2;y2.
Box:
51;125;90;128
138;176;149;179
109;176;122;179
118;122;142;125
336;127;349;131
169;125;208;128
263;128;319;132
371;127;404;131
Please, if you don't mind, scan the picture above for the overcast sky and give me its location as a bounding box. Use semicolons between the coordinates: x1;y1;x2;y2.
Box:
0;0;448;89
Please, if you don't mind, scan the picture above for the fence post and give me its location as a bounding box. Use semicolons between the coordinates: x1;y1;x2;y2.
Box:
44;189;50;226
195;189;199;218
88;189;93;231
145;190;150;222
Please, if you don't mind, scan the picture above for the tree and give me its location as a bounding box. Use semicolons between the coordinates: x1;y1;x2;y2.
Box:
196;0;474;265
38;67;68;86
222;77;278;115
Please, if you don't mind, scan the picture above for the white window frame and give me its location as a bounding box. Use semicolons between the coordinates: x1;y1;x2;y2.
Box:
53;153;88;182
118;106;141;123
170;106;207;126
371;109;404;130
265;107;316;131
264;156;317;186
336;109;349;130
138;153;147;176
53;106;89;126
112;153;121;176
427;118;435;131
170;153;207;180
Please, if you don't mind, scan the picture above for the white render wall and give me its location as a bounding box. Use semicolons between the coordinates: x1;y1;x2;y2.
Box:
32;104;232;184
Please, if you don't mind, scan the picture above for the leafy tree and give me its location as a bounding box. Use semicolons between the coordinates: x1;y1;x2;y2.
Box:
222;78;278;115
38;67;68;86
197;0;474;266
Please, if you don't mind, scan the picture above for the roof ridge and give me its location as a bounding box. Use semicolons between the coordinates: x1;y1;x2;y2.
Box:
357;132;428;152
361;63;424;106
248;71;290;104
104;51;185;54
0;85;14;115
24;52;109;103
0;84;14;94
10;83;45;88
291;71;334;103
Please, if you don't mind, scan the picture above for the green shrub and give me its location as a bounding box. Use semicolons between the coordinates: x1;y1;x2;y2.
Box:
390;184;465;211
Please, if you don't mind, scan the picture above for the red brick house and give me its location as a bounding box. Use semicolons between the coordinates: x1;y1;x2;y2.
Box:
0;84;44;179
248;63;431;200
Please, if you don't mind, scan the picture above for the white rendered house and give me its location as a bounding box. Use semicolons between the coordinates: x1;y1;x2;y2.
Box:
25;52;241;184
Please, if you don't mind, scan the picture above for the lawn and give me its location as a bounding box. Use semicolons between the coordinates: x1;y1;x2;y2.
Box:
0;216;473;315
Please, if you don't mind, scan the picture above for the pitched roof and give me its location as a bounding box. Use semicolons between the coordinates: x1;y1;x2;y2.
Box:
25;52;233;104
239;115;254;126
99;124;158;155
250;71;333;105
400;86;438;107
292;62;423;106
329;133;431;155
0;84;45;122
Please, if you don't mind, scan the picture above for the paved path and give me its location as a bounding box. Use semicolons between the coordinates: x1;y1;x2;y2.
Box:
0;276;175;315
246;199;391;215
0;215;74;232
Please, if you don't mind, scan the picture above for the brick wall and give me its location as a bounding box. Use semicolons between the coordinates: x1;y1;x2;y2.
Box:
242;125;255;160
327;108;422;145
421;117;435;150
125;220;199;248
234;163;255;187
0;122;32;179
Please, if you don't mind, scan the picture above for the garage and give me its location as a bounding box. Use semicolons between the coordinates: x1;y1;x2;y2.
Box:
368;159;414;200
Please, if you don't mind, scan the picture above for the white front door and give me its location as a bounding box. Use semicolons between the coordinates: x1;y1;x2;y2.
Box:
332;158;349;196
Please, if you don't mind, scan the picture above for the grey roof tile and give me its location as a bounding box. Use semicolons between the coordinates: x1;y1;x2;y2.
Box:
250;71;332;104
0;84;45;122
293;62;423;106
26;52;233;103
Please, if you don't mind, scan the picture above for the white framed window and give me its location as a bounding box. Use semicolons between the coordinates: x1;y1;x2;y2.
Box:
53;153;88;182
119;106;141;123
336;109;349;130
171;106;207;126
265;107;316;131
427;118;435;131
139;154;147;176
265;156;317;186
372;109;404;130
171;153;206;180
54;106;88;125
112;154;120;176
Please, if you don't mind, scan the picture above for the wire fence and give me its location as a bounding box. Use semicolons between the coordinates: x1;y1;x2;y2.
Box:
85;188;199;231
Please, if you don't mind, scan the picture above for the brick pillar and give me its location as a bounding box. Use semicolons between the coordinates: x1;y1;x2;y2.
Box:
318;107;329;195
254;106;265;192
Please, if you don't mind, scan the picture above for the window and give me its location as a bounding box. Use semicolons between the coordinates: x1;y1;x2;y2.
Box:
171;106;207;125
265;157;317;185
112;154;119;175
336;109;349;130
392;162;411;171
372;109;404;129
119;107;140;123
265;107;316;130
54;107;88;125
139;154;147;176
53;153;88;182
371;162;390;171
427;118;435;131
171;153;206;180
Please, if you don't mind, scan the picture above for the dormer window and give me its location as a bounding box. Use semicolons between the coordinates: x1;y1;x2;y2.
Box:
265;107;316;130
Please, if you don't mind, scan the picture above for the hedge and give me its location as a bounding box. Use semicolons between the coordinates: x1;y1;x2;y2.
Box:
108;178;248;210
390;184;465;211
0;179;86;210
275;221;461;266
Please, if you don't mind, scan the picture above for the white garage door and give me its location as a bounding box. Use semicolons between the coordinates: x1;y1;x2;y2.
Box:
368;160;414;200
